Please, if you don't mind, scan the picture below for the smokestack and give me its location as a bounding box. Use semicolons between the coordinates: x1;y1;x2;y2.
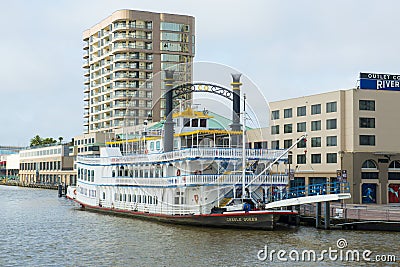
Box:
230;73;242;146
163;70;175;152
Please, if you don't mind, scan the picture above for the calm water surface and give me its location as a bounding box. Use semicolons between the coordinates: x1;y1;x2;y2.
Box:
1;185;399;267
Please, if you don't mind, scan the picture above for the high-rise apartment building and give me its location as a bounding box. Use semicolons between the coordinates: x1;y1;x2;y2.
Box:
83;10;195;133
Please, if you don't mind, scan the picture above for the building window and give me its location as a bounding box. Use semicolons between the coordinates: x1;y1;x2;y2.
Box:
388;173;400;180
359;100;375;111
271;110;279;120
311;137;321;147
311;104;321;115
359;118;375;128
327;153;337;163
389;160;400;169
297;139;306;148
297;154;306;164
297;122;306;132
388;161;400;180
311;120;321;131
362;159;378;169
326;102;337;113
326;136;337;146
284;124;293;133
326;119;337;130
271;125;279;135
271;140;279;149
284;108;292;118
311;154;321;164
360;135;375;146
297;106;306;117
362;172;379;179
284;139;292;149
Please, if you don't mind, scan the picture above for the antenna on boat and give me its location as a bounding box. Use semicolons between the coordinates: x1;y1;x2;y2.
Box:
242;93;246;200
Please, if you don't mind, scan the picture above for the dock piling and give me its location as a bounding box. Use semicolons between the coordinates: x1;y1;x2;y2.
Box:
324;201;330;230
316;202;322;228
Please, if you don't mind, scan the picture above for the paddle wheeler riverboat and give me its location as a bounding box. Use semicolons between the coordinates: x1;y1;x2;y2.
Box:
67;73;300;229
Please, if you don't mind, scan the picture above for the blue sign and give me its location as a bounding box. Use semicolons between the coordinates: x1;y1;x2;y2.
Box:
360;72;400;91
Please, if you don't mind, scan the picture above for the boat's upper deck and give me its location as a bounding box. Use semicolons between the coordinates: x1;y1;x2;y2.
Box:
77;147;288;165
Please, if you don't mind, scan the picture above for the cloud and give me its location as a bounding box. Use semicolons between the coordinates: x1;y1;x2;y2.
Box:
1;0;400;145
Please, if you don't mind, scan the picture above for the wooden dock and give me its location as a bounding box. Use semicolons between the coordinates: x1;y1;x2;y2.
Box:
300;203;400;230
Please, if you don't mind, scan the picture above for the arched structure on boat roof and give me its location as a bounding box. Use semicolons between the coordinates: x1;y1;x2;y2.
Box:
169;82;234;101
163;70;243;152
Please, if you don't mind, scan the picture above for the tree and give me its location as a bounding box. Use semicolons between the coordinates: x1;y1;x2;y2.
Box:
58;136;64;144
30;135;42;147
42;138;57;145
30;135;58;147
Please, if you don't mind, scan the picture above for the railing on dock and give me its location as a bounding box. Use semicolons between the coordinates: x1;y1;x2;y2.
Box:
301;203;400;222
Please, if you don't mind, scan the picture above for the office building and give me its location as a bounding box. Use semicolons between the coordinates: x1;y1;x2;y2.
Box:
19;144;76;186
248;87;400;204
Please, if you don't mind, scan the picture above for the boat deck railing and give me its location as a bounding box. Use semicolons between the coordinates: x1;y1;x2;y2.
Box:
98;174;289;187
78;148;287;165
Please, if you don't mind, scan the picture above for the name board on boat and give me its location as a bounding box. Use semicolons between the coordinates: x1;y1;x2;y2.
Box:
360;72;400;91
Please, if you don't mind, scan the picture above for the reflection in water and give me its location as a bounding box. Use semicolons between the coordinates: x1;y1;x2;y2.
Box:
0;185;398;266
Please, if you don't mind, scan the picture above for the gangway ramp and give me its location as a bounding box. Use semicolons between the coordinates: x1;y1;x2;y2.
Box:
264;193;351;209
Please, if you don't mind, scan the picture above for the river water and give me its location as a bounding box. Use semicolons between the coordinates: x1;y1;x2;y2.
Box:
1;185;399;267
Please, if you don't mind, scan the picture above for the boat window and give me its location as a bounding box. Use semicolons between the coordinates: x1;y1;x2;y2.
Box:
184;118;190;127
128;194;131;202
138;195;141;203
102;192;106;200
140;170;143;177
133;194;137;202
112;170;116;177
143;195;146;204
119;194;123;201
191;119;198;127
156;141;161;150
200;119;206;127
135;169;138;177
119;166;124;176
150;142;155;151
148;196;152;204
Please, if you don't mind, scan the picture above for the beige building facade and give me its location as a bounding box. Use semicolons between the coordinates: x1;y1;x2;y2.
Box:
70;132;108;156
83;9;195;133
19;145;76;186
248;88;400;204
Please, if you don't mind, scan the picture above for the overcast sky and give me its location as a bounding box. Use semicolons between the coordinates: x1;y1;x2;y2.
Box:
1;0;399;146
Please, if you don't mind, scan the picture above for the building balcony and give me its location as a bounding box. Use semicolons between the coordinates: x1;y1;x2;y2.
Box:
82;61;90;68
83;86;90;93
83;43;89;50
